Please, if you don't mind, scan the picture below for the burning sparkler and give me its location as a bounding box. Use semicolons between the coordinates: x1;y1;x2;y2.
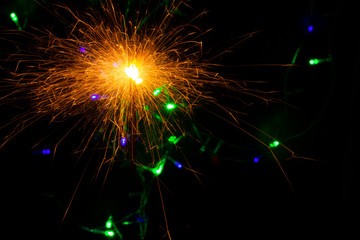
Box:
5;0;227;169
2;0;295;182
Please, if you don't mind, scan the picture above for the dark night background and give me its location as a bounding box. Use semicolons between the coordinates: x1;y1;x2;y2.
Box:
0;0;356;239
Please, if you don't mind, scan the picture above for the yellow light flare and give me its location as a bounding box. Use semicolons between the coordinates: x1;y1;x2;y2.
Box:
124;64;143;84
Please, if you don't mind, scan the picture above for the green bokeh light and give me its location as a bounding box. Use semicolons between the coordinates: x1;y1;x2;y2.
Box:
153;88;161;96
269;140;280;148
106;216;113;229
168;136;177;143
9;12;22;30
151;158;166;176
105;230;115;237
309;59;319;65
10;12;18;21
166;103;176;110
152;164;164;176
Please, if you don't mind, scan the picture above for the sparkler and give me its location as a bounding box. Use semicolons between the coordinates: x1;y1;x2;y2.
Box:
2;1;302;194
6;0;225;169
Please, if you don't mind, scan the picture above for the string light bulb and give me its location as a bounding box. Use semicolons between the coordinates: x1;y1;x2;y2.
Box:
269;140;280;148
120;137;127;146
151;158;166;176
166;103;176;110
153;88;161;96
91;94;100;100
168;136;176;143
104;230;115;237
10;12;22;30
309;59;319;65
152;164;164;176
10;12;18;21
307;25;313;32
167;135;183;144
106;216;113;229
174;161;182;168
309;57;331;65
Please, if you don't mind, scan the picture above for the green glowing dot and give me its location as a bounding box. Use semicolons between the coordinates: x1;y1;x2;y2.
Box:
153;165;163;176
153;88;161;96
155;114;162;120
10;12;18;22
122;221;131;225
309;59;319;65
168;135;183;145
166;103;176;110
106;217;113;229
168;136;177;143
152;159;166;176
105;230;115;237
269;140;280;148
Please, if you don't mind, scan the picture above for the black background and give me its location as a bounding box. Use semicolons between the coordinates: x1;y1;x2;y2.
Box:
0;0;356;239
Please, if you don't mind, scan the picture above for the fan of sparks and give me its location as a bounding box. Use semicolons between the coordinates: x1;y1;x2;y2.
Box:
11;1;225;165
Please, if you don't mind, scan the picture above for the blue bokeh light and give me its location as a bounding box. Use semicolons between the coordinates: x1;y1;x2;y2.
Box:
91;94;100;100
174;161;182;168
121;137;127;146
41;149;51;155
